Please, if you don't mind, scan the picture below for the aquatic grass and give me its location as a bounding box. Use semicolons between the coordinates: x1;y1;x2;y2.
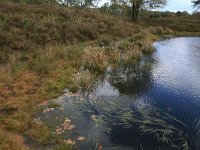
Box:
48;101;61;109
122;46;141;63
72;69;97;91
79;97;188;149
81;46;109;73
28;121;52;145
106;48;121;65
54;144;74;150
142;45;155;54
121;39;132;49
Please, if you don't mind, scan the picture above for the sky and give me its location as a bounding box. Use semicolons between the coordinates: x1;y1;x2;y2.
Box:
160;0;194;12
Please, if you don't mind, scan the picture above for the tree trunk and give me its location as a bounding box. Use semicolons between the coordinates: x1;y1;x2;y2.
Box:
132;2;136;21
132;2;138;22
132;2;141;22
135;3;140;21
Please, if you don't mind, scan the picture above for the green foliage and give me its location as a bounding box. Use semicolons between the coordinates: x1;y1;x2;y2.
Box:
0;0;57;4
62;0;95;8
192;0;200;10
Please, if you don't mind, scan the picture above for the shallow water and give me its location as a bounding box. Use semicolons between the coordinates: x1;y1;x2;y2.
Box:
40;37;200;150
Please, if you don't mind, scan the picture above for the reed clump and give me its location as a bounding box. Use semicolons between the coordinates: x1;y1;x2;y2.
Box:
81;46;109;73
73;69;96;91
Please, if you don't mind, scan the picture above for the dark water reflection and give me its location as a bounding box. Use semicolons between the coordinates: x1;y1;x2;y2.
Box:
108;57;154;96
40;37;200;150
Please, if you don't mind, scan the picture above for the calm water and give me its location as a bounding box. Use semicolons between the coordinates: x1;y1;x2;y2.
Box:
40;37;200;150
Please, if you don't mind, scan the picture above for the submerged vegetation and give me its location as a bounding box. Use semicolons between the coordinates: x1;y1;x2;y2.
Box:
79;97;188;149
0;1;199;150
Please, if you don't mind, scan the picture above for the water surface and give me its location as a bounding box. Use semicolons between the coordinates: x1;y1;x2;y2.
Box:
40;37;200;150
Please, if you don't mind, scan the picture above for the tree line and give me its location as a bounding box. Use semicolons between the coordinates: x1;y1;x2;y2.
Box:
0;0;199;21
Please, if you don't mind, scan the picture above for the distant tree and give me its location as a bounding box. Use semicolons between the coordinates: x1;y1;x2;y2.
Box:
106;0;130;17
3;0;58;4
131;0;167;21
62;0;98;8
99;2;110;13
176;11;189;16
192;0;200;10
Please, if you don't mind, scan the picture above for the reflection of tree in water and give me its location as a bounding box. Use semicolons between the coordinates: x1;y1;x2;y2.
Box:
79;56;189;149
108;58;154;96
78;39;200;150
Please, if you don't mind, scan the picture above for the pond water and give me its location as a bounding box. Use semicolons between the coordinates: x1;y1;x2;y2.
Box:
39;37;200;150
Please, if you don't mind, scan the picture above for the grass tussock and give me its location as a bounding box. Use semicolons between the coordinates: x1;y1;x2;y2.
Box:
47;101;61;108
28;121;52;145
73;70;96;91
82;46;109;73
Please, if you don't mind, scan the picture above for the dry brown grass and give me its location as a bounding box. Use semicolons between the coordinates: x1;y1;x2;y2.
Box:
0;65;12;82
0;129;30;150
73;70;96;91
0;2;139;52
0;57;75;149
82;46;109;73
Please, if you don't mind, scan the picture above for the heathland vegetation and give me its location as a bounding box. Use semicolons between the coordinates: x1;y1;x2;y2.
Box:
0;0;199;149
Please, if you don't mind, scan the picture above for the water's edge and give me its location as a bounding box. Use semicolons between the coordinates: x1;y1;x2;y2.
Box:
37;37;200;150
